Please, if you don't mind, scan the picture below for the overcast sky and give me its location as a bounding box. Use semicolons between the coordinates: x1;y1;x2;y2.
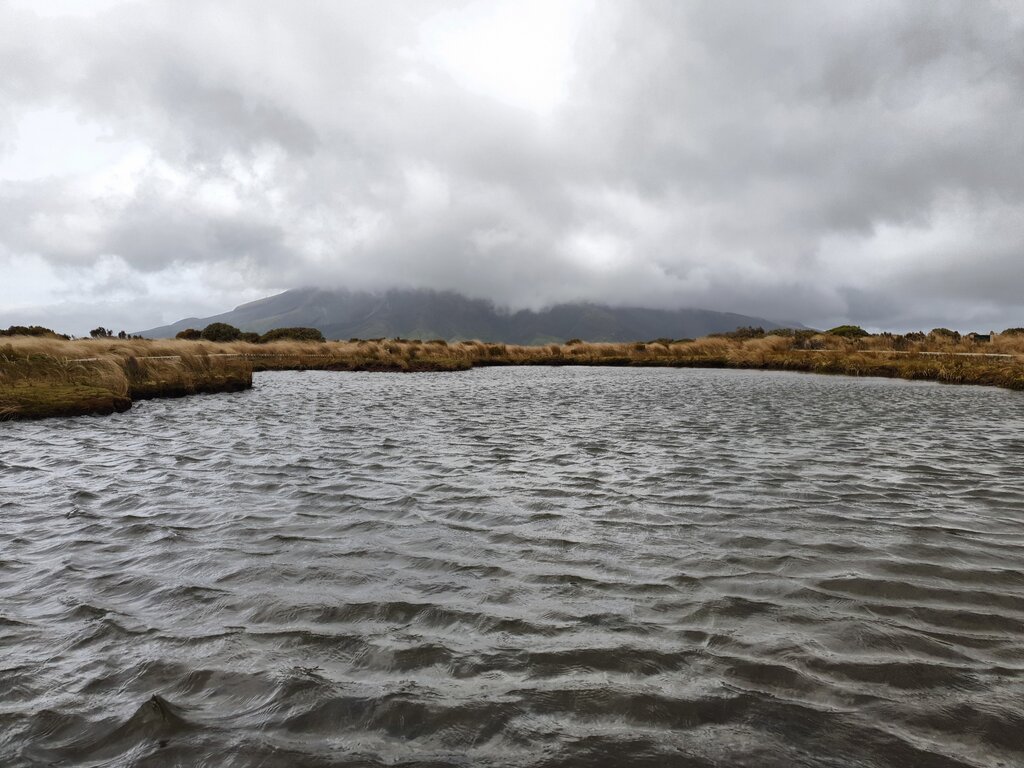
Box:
1;0;1021;335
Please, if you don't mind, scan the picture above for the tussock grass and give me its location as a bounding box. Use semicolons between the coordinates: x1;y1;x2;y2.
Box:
1;338;253;420
4;331;1024;421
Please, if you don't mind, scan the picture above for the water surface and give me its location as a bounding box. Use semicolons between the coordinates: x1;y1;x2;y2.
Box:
2;367;1024;767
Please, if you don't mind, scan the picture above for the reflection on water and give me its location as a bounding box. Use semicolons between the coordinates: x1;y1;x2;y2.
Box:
2;367;1024;767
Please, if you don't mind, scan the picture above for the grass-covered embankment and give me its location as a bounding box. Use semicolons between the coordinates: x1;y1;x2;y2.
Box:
1;337;253;420
4;330;1024;421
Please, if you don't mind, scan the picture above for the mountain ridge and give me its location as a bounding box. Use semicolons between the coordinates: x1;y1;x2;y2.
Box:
137;288;796;343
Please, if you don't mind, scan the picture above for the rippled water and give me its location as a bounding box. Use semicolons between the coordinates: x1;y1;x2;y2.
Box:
3;367;1024;767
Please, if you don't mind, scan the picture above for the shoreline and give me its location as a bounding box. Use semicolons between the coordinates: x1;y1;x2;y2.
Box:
3;336;1024;421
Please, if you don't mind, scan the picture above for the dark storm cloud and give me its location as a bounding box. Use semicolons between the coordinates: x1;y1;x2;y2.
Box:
0;0;1022;334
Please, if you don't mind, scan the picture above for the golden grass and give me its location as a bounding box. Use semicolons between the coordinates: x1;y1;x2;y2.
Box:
0;338;253;420
3;332;1024;421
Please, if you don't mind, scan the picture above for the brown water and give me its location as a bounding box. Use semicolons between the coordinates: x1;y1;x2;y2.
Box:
2;367;1023;767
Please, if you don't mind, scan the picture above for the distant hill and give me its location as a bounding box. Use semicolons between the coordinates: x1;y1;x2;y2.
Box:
137;288;795;343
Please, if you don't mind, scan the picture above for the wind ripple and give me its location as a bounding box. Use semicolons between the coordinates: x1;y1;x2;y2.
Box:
1;367;1023;766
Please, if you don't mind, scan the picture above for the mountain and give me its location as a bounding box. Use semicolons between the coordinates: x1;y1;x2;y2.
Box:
138;288;795;343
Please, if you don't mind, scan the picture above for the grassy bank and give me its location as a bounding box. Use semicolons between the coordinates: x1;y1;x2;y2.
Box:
3;332;1024;421
0;337;253;420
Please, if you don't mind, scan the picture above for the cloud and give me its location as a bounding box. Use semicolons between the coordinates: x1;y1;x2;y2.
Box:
0;0;1022;335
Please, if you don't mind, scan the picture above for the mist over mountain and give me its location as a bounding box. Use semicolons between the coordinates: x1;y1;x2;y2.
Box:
138;288;794;343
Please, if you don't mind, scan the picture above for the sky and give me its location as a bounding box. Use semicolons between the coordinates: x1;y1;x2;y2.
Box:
0;0;1022;335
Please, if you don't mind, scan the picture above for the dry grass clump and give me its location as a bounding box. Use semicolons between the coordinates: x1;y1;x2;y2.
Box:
991;335;1024;355
678;337;732;359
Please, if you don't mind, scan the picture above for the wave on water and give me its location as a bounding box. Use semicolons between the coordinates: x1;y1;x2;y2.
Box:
2;367;1024;766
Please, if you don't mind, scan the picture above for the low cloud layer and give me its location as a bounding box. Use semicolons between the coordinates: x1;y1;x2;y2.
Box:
1;0;1022;334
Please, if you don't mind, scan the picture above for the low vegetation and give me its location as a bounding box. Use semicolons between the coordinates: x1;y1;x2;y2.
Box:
177;324;325;344
89;326;145;340
1;325;70;339
0;337;252;420
4;326;1024;421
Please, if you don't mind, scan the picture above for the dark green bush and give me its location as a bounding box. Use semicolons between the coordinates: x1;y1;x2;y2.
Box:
259;327;325;343
827;325;869;338
175;328;202;340
719;326;765;340
0;325;68;339
201;323;242;342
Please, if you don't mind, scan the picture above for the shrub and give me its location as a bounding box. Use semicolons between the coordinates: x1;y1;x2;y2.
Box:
239;332;261;343
1001;328;1024;336
904;331;926;342
790;330;820;348
175;328;202;340
201;323;242;342
929;328;961;342
827;325;869;338
722;326;765;340
259;327;325;343
89;327;113;338
0;325;68;339
565;338;583;345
